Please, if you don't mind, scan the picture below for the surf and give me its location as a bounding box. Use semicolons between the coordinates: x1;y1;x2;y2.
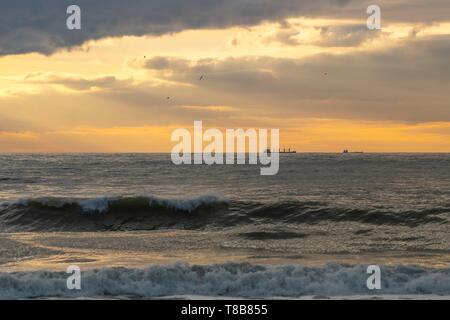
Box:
0;195;448;232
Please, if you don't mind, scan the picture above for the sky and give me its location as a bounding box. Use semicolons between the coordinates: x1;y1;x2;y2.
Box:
1;0;450;152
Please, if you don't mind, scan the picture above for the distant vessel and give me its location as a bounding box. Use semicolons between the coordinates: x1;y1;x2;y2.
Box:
343;150;364;154
265;148;297;154
279;148;297;154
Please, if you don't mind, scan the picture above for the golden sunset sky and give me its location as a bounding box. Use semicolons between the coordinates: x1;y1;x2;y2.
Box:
1;0;450;152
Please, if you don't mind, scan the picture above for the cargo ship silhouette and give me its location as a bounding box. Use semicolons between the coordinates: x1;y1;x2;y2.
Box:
343;149;364;154
266;148;297;154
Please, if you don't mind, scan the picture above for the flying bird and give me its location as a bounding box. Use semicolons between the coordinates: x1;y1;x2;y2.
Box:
199;74;205;81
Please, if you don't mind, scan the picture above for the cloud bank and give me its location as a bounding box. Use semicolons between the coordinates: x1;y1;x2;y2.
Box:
0;0;353;56
120;35;450;122
1;0;450;56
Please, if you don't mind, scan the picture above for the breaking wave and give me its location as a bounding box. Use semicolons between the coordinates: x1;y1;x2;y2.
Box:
1;263;450;299
0;195;229;232
0;195;448;232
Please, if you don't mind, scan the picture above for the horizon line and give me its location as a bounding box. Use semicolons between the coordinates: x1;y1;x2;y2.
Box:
1;151;450;154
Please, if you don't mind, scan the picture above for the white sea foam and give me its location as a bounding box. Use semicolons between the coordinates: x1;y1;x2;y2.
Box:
148;194;227;212
1;263;450;299
78;197;112;213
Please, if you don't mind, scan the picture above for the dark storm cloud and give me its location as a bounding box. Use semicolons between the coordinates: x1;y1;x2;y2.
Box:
323;0;450;24
0;0;353;56
2;0;449;57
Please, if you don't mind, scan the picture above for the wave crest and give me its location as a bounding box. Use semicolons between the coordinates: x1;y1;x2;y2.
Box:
0;195;229;232
2;195;227;214
0;196;448;232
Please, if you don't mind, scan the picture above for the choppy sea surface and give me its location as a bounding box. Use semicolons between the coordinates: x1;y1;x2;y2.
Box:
1;153;450;299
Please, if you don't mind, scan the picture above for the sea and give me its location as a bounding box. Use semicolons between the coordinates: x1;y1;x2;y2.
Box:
1;153;450;299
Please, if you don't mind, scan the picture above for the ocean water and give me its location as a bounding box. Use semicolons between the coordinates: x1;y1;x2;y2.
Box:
1;153;450;299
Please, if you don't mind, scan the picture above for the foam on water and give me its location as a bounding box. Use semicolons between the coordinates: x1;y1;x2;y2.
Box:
1;263;450;299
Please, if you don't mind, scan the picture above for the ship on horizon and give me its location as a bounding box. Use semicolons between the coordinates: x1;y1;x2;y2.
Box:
343;149;364;154
266;148;297;154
